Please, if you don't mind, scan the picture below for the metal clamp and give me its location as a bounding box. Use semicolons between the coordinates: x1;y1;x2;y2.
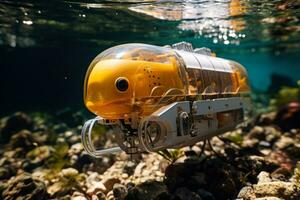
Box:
81;116;122;157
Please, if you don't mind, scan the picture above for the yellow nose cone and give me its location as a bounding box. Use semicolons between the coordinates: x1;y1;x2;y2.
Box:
83;43;186;119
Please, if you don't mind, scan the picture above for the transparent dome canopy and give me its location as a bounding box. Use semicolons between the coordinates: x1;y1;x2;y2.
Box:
93;43;176;63
83;43;250;119
84;43;186;119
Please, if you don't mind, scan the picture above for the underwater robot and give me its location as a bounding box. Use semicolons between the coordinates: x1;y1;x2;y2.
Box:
81;42;251;157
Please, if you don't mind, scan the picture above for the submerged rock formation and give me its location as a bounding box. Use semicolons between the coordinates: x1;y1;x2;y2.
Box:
0;107;299;200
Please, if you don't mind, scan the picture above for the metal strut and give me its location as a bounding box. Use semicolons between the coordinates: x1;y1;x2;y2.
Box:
81;116;122;157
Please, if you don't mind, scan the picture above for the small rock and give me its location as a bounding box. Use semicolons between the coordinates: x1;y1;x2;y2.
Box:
134;163;146;176
246;155;276;171
106;190;114;200
0;166;13;180
275;136;294;149
121;173;129;179
61;168;79;178
271;167;291;181
2;173;48;200
113;183;127;200
256;197;282;200
0;112;33;143
237;186;255;200
9;130;36;151
31;169;48;183
262;17;276;24
102;177;120;192
184;148;198;157
242;138;259;148
123;161;137;176
68;134;81;144
267;151;293;171
256;112;276;125
254;181;300;199
94;191;106;200
248;126;265;140
264;126;281;143
213;174;236;199
125;181;168;200
47;182;68;197
86;172;106;195
257;171;272;183
274;102;300;131
285;143;300;158
0;157;9;166
290;129;298;135
25;145;54;169
164;162;195;191
174;187;202;200
126;182;135;191
71;196;87;200
259;141;271;147
69;143;84;156
72;191;86;198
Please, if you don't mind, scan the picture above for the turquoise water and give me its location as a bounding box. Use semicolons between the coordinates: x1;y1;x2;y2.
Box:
0;0;299;114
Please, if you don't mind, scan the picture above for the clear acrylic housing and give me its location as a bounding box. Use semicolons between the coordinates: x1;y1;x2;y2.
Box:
84;43;250;119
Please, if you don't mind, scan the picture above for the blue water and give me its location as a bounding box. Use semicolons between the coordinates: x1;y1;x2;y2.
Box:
0;0;299;114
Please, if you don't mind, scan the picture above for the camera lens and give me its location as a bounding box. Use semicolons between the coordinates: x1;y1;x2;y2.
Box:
115;78;129;92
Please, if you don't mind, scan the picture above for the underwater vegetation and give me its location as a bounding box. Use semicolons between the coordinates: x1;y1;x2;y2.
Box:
270;80;300;109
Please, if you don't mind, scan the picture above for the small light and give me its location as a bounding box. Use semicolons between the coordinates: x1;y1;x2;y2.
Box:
23;20;33;25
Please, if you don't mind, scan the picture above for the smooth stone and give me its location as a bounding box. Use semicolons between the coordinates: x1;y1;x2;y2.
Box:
61;168;79;178
254;181;300;199
102;177;120;192
257;171;272;183
86;173;106;195
125;181;168;200
237;186;256;200
2;173;48;200
0;112;33;143
113;183;128;200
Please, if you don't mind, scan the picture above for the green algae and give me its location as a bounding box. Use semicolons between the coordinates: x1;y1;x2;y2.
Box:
270;80;300;109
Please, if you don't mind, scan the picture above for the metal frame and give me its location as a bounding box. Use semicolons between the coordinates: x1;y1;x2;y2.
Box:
81;97;249;156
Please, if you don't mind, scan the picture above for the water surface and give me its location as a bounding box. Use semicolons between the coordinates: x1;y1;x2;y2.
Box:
0;0;299;114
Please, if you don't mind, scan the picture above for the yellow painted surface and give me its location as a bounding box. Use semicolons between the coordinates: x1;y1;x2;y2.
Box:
84;46;251;119
84;59;184;119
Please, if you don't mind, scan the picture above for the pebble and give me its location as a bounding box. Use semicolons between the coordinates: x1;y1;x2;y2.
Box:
275;136;294;149
0;112;33;143
61;168;79;178
1;110;300;200
106;190;114;200
71;196;87;200
254;181;299;198
257;171;272;183
102;177;120;192
86;172;106;195
94;191;106;200
125;181;168;200
113;183;127;200
2;173;48;200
